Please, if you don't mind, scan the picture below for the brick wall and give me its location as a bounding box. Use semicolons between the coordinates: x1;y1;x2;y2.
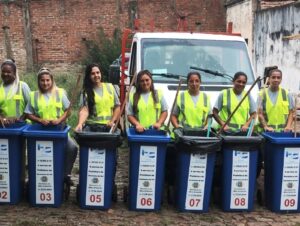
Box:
0;0;226;73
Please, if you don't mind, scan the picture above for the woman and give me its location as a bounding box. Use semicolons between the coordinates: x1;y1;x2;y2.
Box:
0;59;30;124
75;63;120;131
258;69;294;132
213;71;256;132
171;71;210;129
127;70;168;132
25;67;78;183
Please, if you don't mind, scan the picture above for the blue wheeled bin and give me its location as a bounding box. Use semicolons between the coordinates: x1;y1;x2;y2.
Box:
263;132;300;213
74;124;121;210
173;128;222;212
0;122;28;204
23;124;69;207
221;131;263;212
127;128;170;211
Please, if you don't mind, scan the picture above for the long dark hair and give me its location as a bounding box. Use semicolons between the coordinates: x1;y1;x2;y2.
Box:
133;70;158;114
83;63;101;116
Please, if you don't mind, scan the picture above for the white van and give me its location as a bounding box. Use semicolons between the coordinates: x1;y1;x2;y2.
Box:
121;32;259;113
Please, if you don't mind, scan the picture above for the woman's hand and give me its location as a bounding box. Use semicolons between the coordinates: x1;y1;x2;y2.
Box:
264;125;274;132
39;119;51;126
50;119;62;125
241;125;249;132
152;122;162;130
106;120;115;128
74;124;83;132
1;117;17;125
135;123;145;133
222;124;230;132
283;126;292;133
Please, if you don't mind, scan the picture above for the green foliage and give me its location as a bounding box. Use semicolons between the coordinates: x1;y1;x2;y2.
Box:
82;27;121;82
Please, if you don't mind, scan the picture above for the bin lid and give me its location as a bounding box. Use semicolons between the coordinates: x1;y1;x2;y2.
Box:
23;124;70;138
0;122;28;135
174;128;222;153
74;125;121;148
127;128;170;143
221;131;264;144
262;132;300;144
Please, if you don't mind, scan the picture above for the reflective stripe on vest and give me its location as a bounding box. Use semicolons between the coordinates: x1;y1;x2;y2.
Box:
31;89;63;120
177;91;209;128
87;83;114;124
261;87;288;132
219;88;250;130
0;82;24;117
129;90;162;128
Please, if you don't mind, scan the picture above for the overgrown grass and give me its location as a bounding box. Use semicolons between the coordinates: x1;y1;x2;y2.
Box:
20;72;81;131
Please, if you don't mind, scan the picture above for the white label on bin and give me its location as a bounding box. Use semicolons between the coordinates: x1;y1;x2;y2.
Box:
136;146;157;209
36;141;54;204
0;139;10;202
185;153;207;210
85;148;106;206
230;150;249;209
280;148;300;210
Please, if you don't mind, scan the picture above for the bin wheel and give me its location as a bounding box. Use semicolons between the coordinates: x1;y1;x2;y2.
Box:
167;185;175;205
76;184;80;203
257;188;265;206
123;186;128;203
112;184;118;202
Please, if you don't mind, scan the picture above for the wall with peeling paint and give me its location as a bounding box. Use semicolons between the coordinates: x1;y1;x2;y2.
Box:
254;4;300;93
226;0;254;57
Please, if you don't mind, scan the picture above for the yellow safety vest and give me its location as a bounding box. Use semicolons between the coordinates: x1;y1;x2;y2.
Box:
177;91;210;128
260;87;289;132
30;88;64;120
87;83;115;124
219;88;250;131
129;90;162;128
0;81;26;118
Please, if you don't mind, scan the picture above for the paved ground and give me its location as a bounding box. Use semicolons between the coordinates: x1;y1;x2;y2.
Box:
1;195;300;226
1;140;300;226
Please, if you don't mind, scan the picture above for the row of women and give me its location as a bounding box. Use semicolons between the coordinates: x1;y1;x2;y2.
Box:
0;59;294;184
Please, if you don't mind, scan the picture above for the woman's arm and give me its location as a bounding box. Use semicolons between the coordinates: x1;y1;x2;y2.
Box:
75;106;89;131
241;112;256;132
284;109;294;132
171;114;180;129
26;113;51;126
107;105;120;127
258;107;274;132
153;110;168;129
128;114;145;132
51;110;69;125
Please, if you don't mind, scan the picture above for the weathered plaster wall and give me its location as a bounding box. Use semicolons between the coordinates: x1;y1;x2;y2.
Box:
226;0;254;57
254;4;300;93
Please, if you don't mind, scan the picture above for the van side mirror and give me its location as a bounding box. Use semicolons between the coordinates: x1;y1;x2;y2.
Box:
109;64;120;85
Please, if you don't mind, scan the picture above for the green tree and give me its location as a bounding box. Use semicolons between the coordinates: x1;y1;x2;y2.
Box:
82;27;121;81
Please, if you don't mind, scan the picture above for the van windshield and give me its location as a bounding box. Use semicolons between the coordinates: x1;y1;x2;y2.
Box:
141;38;254;85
